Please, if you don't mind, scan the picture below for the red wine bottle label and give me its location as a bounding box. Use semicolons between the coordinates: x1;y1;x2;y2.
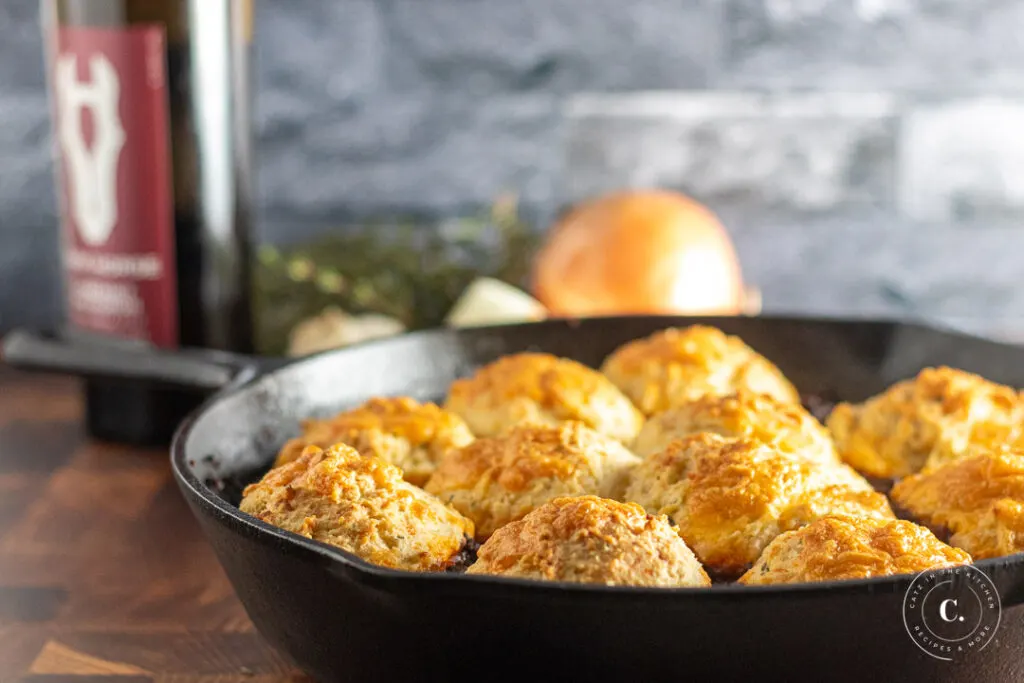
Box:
52;26;178;348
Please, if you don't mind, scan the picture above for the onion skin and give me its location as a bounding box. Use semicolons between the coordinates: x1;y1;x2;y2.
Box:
532;190;745;316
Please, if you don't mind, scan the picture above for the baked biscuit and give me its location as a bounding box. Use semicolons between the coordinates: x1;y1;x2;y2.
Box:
624;433;893;577
632;391;839;468
425;422;641;541
274;397;474;487
600;325;799;416
739;516;971;585
827;366;1023;479
778;485;895;532
444;352;643;443
467;496;711;587
240;444;474;572
890;450;1024;559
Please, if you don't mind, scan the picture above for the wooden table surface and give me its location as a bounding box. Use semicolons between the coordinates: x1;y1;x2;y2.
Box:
0;368;307;683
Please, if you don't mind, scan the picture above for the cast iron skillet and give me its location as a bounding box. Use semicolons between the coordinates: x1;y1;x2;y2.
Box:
6;316;1024;683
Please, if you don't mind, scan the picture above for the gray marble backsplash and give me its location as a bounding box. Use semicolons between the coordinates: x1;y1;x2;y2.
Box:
2;0;1024;338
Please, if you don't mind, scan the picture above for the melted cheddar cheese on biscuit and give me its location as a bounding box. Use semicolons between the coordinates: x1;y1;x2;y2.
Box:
740;516;971;585
625;433;893;577
274;397;474;487
828;366;1023;480
891;449;1024;559
601;325;799;416
468;496;711;587
445;352;643;444
426;422;640;541
241;444;474;572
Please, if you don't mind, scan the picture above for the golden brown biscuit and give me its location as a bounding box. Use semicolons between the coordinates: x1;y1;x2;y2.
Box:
467;496;711;587
778;485;896;531
240;444;474;572
600;325;799;416
828;366;1023;480
274;397;474;487
956;500;1024;561
425;422;641;541
890;450;1024;559
632;391;839;468
739;516;971;585
444;352;644;443
624;433;894;577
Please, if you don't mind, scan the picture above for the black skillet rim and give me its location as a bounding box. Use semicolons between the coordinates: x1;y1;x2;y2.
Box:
169;314;1024;600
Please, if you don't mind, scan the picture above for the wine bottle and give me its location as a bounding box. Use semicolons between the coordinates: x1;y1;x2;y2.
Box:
41;0;255;445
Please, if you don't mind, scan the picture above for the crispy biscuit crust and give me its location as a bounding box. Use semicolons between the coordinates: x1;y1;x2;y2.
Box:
600;326;799;416
444;352;644;443
467;496;711;587
625;433;893;577
739;516;971;585
828;366;1022;479
426;422;641;540
274;397;474;487
891;450;1024;559
632;390;839;468
241;444;474;571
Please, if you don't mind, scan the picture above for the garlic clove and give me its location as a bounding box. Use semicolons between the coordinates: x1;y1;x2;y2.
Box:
287;307;405;357
445;277;548;328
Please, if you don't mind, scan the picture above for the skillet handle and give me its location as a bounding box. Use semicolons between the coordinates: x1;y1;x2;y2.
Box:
1;328;253;392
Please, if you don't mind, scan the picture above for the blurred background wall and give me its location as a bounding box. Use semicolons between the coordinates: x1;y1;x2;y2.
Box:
2;0;1024;337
